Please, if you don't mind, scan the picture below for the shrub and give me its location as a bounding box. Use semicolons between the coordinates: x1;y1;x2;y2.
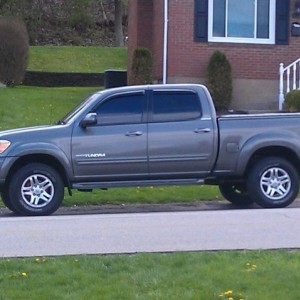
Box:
0;16;29;86
284;90;300;112
207;50;232;112
68;11;92;33
130;47;153;85
63;0;93;33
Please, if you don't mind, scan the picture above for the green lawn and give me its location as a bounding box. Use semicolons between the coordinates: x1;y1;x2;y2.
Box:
28;46;128;73
1;250;299;299
0;86;99;129
64;185;221;207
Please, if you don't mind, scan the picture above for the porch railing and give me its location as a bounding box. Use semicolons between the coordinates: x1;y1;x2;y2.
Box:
279;57;300;111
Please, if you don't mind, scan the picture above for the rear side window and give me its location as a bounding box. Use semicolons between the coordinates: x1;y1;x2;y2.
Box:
152;91;202;122
95;93;145;125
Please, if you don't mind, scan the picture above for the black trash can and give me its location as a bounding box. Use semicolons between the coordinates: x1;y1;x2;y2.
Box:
104;69;127;89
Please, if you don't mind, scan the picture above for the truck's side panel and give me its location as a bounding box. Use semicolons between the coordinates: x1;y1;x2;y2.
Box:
215;114;300;176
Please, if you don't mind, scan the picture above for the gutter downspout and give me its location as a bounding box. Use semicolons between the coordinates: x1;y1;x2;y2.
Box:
163;0;168;84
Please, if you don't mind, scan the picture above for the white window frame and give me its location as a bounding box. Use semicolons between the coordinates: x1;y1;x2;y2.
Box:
208;0;276;44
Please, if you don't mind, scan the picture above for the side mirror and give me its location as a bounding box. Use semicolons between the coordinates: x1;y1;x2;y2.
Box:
80;113;97;128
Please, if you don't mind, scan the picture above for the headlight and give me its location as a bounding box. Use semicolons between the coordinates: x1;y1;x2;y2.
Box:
0;140;11;154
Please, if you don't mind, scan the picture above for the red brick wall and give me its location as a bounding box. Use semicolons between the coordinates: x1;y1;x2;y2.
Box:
152;0;164;80
129;0;300;82
128;0;155;80
167;0;300;80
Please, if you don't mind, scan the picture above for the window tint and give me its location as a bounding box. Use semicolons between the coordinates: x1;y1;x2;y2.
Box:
95;94;145;125
152;91;201;122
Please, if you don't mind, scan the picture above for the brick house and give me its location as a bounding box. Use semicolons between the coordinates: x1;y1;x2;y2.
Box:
128;0;300;110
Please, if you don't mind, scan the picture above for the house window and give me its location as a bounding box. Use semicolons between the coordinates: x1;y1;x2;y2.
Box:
195;0;289;44
208;0;275;44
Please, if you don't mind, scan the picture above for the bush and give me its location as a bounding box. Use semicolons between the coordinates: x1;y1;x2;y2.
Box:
0;16;29;86
130;47;153;85
64;0;93;33
207;50;232;112
68;11;92;33
284;90;300;112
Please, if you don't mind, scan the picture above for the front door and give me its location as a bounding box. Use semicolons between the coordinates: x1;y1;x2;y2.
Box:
71;91;148;181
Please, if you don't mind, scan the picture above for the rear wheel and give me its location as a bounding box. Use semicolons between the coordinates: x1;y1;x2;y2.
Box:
247;157;299;208
219;182;254;206
9;163;64;216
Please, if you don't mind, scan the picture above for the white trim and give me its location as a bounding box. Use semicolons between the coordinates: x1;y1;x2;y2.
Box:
208;0;276;45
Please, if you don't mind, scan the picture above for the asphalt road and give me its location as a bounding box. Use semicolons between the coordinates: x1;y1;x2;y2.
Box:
1;203;300;258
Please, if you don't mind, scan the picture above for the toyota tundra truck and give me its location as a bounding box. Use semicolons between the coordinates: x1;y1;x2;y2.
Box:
0;84;299;216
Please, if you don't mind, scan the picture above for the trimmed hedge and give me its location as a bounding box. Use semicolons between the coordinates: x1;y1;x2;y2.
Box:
129;48;153;85
23;70;128;88
207;50;232;112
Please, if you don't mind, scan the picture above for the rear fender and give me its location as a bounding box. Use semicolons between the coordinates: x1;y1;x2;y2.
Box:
236;131;300;176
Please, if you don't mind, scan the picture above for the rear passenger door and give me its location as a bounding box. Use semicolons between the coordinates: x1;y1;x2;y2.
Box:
148;89;215;178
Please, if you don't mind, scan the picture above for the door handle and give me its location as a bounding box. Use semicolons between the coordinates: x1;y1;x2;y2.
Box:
125;131;143;137
194;128;211;133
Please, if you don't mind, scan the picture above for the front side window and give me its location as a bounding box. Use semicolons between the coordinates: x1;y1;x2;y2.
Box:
95;93;145;125
208;0;275;44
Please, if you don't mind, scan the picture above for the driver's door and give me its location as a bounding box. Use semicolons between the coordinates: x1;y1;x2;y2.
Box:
71;91;148;181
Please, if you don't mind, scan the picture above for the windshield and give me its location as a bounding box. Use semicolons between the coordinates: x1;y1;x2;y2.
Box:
58;93;100;124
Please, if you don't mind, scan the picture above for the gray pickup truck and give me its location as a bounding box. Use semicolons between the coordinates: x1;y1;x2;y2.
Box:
0;84;299;216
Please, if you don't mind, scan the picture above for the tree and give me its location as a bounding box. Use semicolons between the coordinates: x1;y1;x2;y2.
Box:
114;0;124;46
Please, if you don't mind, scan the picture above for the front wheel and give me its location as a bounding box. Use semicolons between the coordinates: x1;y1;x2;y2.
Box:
247;157;299;208
9;163;64;216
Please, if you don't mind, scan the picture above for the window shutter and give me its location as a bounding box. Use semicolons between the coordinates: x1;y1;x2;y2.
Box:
194;0;208;42
275;0;290;45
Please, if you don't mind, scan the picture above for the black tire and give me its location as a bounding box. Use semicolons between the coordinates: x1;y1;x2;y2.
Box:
1;190;19;213
247;157;299;208
8;163;64;216
219;182;254;206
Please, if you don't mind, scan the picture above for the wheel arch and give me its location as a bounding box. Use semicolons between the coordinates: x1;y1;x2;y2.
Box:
243;146;300;177
4;154;71;192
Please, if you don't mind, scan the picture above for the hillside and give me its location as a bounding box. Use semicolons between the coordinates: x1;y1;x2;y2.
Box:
0;0;128;46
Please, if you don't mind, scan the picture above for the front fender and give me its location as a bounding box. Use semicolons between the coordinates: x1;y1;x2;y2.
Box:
0;142;72;180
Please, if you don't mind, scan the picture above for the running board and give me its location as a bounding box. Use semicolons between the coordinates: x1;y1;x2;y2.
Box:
72;179;205;190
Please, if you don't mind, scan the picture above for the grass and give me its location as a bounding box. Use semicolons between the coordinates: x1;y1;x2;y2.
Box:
64;185;221;206
28;46;128;73
0;250;300;299
0;86;99;129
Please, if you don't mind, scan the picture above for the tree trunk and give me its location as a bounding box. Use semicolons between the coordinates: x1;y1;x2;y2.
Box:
114;0;124;46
